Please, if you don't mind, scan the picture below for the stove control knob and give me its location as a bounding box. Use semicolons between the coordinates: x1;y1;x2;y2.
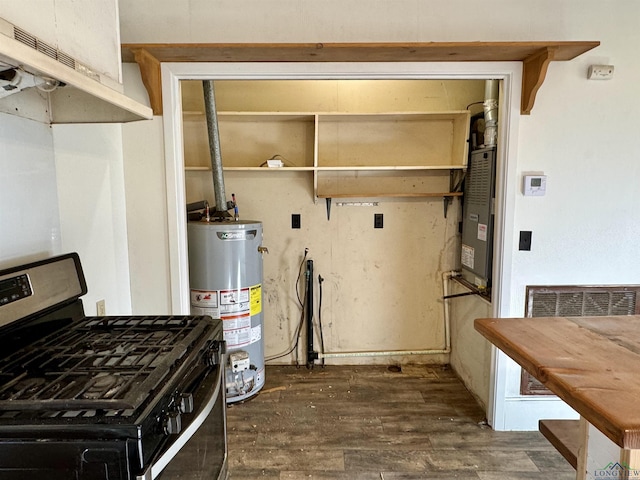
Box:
163;411;182;435
178;393;194;414
206;340;226;366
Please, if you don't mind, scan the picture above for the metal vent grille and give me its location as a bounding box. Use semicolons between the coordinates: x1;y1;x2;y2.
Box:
530;290;637;318
56;51;75;69
521;285;640;395
13;27;36;49
12;25;78;71
467;154;492;207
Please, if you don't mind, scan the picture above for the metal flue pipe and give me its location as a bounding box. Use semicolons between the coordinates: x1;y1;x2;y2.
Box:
483;79;499;147
202;80;228;215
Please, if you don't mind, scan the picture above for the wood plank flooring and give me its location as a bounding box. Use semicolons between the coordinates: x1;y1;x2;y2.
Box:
226;365;575;479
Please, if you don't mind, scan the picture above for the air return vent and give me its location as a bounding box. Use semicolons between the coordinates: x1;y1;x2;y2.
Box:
521;285;640;395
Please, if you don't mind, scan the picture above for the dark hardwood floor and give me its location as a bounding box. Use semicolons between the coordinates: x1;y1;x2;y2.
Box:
226;365;575;480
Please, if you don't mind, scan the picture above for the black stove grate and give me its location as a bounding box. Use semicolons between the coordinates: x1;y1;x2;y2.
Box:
0;315;211;413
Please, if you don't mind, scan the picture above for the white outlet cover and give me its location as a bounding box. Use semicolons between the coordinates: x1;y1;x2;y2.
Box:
588;64;614;80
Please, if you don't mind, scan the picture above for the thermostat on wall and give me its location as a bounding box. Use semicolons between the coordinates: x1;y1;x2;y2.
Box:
523;175;547;196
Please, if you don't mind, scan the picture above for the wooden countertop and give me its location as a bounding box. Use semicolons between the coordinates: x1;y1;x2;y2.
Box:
475;315;640;450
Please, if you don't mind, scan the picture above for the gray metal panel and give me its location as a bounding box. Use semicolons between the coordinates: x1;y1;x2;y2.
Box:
0;254;85;328
188;221;263;289
460;147;496;287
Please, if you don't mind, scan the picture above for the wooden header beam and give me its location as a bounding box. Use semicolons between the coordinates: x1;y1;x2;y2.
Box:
121;41;599;115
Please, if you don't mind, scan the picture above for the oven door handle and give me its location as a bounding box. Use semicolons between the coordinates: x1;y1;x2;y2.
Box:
136;365;223;480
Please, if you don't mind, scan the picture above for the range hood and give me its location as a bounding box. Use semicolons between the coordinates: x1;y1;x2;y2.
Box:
0;18;152;124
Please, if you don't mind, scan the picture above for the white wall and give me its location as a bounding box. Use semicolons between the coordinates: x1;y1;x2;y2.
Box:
119;63;172;314
0;113;61;268
52;124;133;316
449;281;492;409
118;0;640;428
0;111;134;319
0;1;135;315
118;0;602;44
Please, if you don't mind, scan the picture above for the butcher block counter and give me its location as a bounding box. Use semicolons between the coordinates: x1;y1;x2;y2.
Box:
475;315;640;480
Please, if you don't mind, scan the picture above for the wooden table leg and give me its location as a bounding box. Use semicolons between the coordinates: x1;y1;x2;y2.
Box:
577;416;640;480
620;449;640;480
576;416;589;480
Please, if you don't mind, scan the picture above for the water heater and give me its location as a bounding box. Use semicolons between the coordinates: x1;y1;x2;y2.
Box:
188;220;266;403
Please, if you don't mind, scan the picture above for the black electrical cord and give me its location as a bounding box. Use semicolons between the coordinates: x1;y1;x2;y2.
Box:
294;252;310;367
264;249;308;364
295;248;308;307
317;274;325;367
466;100;484;110
264;286;306;364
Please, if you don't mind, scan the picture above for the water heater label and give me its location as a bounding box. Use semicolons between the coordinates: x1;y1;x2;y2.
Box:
191;289;218;307
192;285;262;348
224;326;251;348
250;284;262;315
251;324;262;343
191;305;221;319
220;288;250;314
217;230;257;241
223;313;251;330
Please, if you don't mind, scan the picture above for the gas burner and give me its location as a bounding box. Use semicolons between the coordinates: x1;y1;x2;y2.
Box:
82;374;126;400
83;340;116;354
9;377;46;399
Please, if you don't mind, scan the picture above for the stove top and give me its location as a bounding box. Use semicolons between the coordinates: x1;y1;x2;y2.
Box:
0;315;213;414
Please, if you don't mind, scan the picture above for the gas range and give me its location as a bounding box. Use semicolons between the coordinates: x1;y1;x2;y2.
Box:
0;253;228;480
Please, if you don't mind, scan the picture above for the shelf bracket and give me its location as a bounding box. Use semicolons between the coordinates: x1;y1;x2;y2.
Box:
444;168;465;218
131;48;163;115
326;198;332;220
443;197;453;218
521;47;557;115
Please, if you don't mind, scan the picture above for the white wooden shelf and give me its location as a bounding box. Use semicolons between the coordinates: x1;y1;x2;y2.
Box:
185;166;314;172
314;165;467;171
316;192;464;199
186;165;464;172
183;110;470;200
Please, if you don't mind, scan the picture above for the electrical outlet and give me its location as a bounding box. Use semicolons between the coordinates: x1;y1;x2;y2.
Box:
291;214;301;229
96;300;106;316
374;213;384;229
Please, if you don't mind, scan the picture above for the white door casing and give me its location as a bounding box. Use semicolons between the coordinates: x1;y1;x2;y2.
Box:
160;61;522;429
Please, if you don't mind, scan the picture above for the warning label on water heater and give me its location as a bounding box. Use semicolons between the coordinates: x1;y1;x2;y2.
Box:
219;288;250;315
190;289;220;318
191;289;218;307
250;284;262;315
224;326;251;348
191;285;262;348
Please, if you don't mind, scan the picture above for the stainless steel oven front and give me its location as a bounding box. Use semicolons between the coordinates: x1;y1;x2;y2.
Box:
0;253;228;480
